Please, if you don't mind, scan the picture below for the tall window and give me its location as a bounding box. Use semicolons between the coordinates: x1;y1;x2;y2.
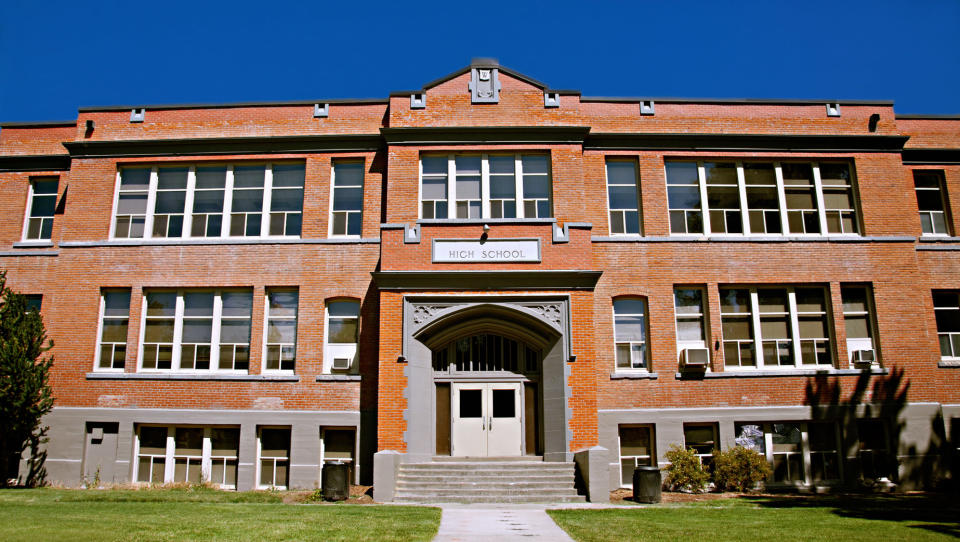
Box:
419;154;552;220
934;290;960;360
674;287;708;361
842;285;879;365
666;161;860;236
96;289;131;371
734;422;842;485
720;286;832;369
618;425;655;487
113;163;304;240
264;289;298;372
605;159;642;235
330;161;364;237
135;426;239;489
22;177;58;241
613;298;648;370
257;427;290;489
324;300;359;372
914;171;951;236
140;289;252;372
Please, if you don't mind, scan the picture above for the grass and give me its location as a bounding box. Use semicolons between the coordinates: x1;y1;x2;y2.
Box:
0;487;440;542
548;494;960;542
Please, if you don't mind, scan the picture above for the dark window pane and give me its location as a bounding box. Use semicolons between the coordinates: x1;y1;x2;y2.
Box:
492;389;515;418
459;390;482;418
271;188;303;212
333;162;363;187
272;164;305;187
195;166;227;188
233;165;265;188
157;168;188;190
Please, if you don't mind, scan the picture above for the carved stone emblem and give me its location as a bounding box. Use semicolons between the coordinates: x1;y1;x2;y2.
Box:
412;305;448;325
529;304;563;327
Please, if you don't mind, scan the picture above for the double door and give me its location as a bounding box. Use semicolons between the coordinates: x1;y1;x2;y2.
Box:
451;382;522;457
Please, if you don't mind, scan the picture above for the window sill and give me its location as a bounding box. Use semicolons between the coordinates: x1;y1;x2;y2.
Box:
683;367;889;379
417;218;556;225
610;372;658;380
315;374;362;381
62;237;380;248
938;359;960;368
0;249;59;257
13;240;54;248
85;372;300;382
592;235;914;243
918;235;960;243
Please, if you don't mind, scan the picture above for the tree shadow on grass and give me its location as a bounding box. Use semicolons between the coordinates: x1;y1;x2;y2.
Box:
739;493;960;538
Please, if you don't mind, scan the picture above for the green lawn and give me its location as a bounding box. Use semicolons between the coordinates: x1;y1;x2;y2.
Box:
0;488;440;542
548;494;960;542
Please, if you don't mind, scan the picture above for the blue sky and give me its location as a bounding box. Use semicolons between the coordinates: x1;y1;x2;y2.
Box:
1;0;958;122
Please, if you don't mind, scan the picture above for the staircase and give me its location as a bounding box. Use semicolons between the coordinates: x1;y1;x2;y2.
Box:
392;457;585;504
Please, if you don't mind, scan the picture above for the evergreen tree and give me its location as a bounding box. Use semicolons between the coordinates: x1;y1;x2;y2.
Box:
0;271;54;487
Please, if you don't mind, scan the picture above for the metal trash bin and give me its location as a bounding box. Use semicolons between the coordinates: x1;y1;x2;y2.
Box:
321;461;350;501
632;466;662;504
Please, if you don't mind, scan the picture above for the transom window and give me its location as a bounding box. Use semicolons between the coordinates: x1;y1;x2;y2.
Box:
720;286;832;369
605;159;642;235
419;154;552;220
431;333;540;374
914;170;951;236
934;290;960;359
140;289;253;372
22;177;58;241
112;163;304;240
665;161;860;236
613;298;649;371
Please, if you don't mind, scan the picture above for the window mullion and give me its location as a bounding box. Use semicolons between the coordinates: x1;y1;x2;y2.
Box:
800;424;813;485
212;291;223;371
144;167;159;239
788;289;802;367
736;162;751;235
447;156;456;219
222;166;235;238
164;427;175;483
515;155;525;218
201;428;212;482
183;166;197;238
774;163;790;235
750;290;764;367
812;163;829;235
173;292;185;371
261;164;273;237
481;154;491;219
698;162;711;236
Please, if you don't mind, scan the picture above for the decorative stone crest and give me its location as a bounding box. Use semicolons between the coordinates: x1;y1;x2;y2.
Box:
412;304;449;325
528;304;563;327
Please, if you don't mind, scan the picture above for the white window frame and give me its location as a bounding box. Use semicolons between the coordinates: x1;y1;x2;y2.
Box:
21;176;59;242
604;157;642;236
674;286;709;365
665;161;861;237
328;160;365;238
734;421;843;487
682;423;719;466
613;297;649;372
256;426;290;490
841;284;880;366
720;286;834;370
323;299;359;373
914;170;952;237
262;288;298;373
934;290;960;360
617;424;655;488
94;289;131;372
137;288;253;373
110;163;304;241
133;425;239;489
418;153;552;220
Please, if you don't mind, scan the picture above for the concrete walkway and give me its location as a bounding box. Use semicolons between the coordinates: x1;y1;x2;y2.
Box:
432;504;575;541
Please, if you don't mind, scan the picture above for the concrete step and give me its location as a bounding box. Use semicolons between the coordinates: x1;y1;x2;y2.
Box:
430;456;544;462
399;464;573;473
392;493;587;504
397;480;575;490
392;460;582;504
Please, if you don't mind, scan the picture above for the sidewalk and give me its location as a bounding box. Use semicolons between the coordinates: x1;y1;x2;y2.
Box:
432;503;576;541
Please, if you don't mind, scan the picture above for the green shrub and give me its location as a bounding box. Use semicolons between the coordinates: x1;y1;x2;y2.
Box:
712;445;772;492
663;445;710;492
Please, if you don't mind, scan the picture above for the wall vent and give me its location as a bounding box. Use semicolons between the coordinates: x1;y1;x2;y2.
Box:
411;93;426;109
313;103;329;118
130;108;145;123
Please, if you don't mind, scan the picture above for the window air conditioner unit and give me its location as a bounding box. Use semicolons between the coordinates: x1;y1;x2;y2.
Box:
681;348;709;370
853;349;876;367
332;357;352;371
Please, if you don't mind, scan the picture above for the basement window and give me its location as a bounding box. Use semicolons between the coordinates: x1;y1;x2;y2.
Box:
134;425;239;489
618;425;655;487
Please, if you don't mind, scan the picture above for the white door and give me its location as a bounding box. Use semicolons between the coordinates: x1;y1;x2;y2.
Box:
451;382;522;457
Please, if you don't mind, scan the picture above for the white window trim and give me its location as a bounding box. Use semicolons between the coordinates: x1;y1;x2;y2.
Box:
256;426;290;490
604;158;642;236
262;288;299;374
721;286;835;370
915;171;951;237
841;285;880;366
617;424;655;488
323;300;360;374
934;290;960;360
21;177;58;243
665;161;862;237
137;289;252;374
418;153;552;220
133;425;239;489
674;286;710;367
328;160;365;238
93;289;130;373
737;421;844;487
613;298;649;372
110;162;304;241
683;423;719;466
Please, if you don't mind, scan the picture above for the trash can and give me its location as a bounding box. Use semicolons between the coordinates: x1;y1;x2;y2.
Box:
321;461;350;501
632;466;662;504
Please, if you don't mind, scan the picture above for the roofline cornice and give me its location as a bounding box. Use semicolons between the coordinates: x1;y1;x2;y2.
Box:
584;133;910;153
381;126;590;145
63;134;384;158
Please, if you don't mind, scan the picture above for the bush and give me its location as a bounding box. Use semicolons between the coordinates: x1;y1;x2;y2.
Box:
663;445;710;492
712;445;772;492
